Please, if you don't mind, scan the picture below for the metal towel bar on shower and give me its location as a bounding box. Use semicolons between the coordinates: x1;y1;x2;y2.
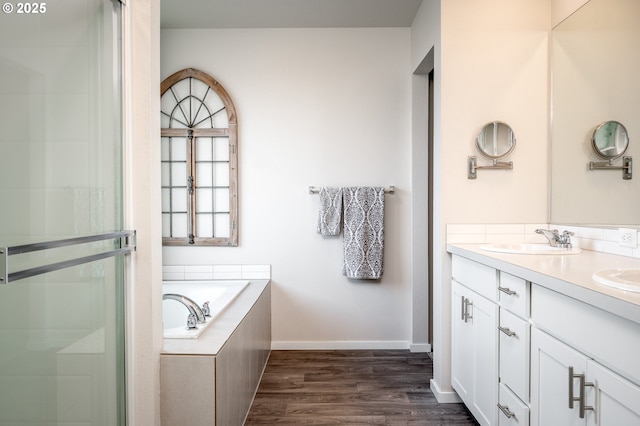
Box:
0;230;136;284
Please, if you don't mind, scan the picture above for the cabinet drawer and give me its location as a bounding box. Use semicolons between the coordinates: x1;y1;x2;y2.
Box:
452;255;497;302
498;272;529;318
498;383;529;426
499;309;530;402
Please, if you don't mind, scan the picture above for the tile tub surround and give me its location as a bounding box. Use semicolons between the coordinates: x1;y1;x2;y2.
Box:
162;264;271;281
447;223;640;259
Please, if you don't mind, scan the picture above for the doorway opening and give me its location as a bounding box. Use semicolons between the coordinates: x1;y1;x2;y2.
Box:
411;47;434;351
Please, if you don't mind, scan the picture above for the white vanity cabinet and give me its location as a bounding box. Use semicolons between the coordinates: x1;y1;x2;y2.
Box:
451;255;530;426
451;256;498;426
586;359;640;425
531;327;640;426
530;284;640;426
450;248;640;426
530;327;590;426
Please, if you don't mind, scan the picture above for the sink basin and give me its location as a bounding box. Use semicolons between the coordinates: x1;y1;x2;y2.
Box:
479;243;582;255
592;269;640;293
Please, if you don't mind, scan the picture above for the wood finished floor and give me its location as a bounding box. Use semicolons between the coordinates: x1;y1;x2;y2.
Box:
245;350;479;425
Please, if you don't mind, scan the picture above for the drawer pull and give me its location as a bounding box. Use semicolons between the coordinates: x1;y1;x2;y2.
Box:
498;326;517;337
498;403;515;419
498;286;517;296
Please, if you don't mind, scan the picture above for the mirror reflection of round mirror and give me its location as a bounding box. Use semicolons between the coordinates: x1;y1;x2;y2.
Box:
476;121;516;159
592;121;629;160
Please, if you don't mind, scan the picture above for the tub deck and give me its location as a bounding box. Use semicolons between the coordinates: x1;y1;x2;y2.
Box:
162;279;269;355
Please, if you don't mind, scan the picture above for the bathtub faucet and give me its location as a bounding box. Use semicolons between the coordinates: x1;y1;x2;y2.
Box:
163;293;206;329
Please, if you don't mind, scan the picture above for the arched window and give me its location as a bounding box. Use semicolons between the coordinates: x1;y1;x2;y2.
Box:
160;68;238;246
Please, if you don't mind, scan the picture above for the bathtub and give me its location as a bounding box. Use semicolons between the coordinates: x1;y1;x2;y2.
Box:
161;279;271;425
162;280;249;338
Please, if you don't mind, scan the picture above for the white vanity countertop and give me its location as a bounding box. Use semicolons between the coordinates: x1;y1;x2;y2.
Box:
447;244;640;324
162;279;270;356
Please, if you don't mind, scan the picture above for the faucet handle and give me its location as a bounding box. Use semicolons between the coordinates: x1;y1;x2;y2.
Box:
186;313;197;329
559;230;574;247
202;301;211;317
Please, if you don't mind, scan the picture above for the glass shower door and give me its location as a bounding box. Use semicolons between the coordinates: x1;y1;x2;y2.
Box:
0;0;127;424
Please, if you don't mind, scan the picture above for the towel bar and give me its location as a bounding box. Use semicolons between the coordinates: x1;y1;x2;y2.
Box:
308;186;395;194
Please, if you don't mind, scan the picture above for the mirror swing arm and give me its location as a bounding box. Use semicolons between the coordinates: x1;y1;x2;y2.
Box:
468;121;516;179
467;157;513;179
588;120;632;180
589;156;632;180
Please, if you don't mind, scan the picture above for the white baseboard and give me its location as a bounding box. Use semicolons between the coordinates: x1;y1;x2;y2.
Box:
430;379;462;403
271;340;410;350
409;343;432;353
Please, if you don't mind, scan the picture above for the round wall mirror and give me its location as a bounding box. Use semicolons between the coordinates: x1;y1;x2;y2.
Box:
592;120;629;160
476;121;516;159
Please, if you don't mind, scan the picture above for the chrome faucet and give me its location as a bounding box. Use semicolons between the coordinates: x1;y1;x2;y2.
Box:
163;293;207;329
535;229;574;248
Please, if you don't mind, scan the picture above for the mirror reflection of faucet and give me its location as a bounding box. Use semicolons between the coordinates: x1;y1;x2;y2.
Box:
163;293;207;329
535;229;574;248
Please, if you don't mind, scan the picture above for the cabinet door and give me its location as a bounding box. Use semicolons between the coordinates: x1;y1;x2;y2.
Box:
587;360;640;426
452;280;474;403
531;328;588;426
452;280;498;426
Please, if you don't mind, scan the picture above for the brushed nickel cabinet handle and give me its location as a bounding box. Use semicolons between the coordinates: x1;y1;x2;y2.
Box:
498;286;516;296
497;403;515;419
569;366;594;418
569;366;577;409
498;326;517;337
580;377;595;419
464;298;473;322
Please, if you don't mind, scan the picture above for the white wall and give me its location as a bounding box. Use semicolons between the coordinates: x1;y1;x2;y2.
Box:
411;0;551;401
126;0;162;424
551;0;590;27
161;28;414;348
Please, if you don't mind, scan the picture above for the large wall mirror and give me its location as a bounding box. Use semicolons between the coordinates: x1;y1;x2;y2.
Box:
550;0;640;226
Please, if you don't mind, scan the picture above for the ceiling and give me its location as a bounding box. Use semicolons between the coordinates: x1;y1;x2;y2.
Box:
160;0;424;29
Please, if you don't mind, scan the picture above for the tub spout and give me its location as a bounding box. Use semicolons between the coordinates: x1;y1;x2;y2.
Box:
163;293;206;328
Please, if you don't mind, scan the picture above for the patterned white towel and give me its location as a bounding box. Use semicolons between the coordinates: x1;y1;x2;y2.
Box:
342;187;384;280
317;187;343;236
